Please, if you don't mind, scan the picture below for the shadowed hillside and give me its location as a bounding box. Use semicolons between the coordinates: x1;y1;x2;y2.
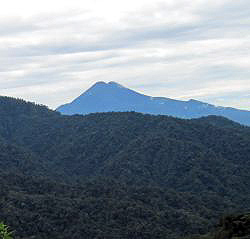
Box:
0;96;250;238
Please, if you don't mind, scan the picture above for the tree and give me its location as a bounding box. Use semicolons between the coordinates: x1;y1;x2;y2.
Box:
0;222;12;239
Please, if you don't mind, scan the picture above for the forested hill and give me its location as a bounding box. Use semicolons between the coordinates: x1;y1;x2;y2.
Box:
0;96;250;239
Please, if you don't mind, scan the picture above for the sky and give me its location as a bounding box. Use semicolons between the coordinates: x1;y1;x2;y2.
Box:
0;0;249;110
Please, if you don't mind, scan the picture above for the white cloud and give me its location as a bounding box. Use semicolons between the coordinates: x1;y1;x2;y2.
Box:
0;0;249;110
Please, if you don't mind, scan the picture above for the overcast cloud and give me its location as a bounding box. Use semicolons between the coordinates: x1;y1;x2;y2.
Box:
0;0;249;110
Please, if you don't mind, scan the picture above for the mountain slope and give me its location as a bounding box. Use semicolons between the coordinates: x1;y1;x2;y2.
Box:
1;96;250;238
1;96;250;190
56;81;250;126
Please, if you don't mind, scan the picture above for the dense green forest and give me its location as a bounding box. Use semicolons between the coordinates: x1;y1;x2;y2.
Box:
0;96;250;239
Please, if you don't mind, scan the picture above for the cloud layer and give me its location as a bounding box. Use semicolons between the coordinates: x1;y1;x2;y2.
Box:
0;0;249;110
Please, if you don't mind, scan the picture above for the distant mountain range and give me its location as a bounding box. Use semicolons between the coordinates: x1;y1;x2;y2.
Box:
57;81;250;126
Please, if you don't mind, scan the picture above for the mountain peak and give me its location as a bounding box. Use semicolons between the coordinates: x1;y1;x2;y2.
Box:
108;81;125;88
91;81;107;87
56;81;250;126
87;81;127;93
90;81;126;89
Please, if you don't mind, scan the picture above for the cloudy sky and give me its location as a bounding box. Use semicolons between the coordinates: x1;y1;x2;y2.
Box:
0;0;249;110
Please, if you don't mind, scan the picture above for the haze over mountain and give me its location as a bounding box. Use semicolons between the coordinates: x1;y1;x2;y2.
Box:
57;81;250;126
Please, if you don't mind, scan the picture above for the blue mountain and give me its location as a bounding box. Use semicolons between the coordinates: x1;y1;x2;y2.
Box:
56;81;250;126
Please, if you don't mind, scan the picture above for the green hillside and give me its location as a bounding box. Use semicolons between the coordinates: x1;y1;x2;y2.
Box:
0;96;250;239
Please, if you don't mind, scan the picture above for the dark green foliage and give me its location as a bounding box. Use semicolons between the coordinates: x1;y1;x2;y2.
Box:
0;175;221;239
183;212;250;239
0;96;250;238
0;222;12;239
213;213;250;239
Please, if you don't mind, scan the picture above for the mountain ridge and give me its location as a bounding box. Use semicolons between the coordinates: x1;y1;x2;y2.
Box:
56;81;250;126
